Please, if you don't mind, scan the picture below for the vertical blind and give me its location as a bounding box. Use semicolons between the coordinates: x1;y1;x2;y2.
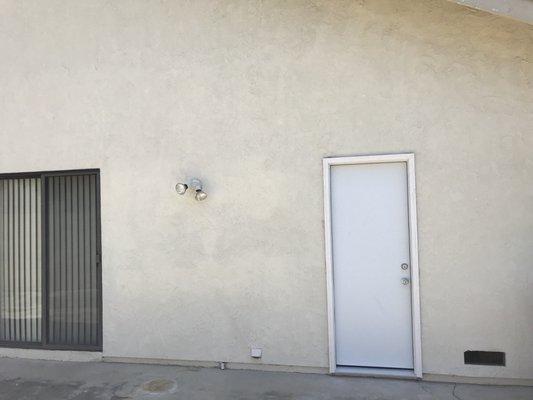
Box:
0;178;42;343
47;175;100;347
0;172;101;350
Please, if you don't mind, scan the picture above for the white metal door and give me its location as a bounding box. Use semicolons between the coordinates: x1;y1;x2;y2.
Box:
331;161;413;369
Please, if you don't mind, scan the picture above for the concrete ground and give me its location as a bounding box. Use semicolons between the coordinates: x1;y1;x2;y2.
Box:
0;358;532;400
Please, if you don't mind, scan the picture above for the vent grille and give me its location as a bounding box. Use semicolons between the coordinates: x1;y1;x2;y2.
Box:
464;351;505;366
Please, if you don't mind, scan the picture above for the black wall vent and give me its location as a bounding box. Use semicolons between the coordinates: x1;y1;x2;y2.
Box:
464;351;505;366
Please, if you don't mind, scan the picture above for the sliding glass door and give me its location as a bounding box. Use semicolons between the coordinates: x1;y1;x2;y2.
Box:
0;170;101;351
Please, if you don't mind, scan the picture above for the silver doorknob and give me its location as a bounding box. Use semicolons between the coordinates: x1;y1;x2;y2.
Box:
401;278;410;285
401;263;409;270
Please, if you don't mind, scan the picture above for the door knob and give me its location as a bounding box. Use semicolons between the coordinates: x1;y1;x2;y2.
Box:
401;278;410;285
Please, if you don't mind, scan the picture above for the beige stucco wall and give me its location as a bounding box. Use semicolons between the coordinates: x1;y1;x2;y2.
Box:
1;0;532;380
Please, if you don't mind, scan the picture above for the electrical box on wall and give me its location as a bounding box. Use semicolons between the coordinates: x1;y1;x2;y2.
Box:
251;348;262;359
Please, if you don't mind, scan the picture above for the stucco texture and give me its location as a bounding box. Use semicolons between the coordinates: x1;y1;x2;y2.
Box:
0;0;532;379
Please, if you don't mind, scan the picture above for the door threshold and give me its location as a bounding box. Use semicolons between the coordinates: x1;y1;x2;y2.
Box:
334;366;419;379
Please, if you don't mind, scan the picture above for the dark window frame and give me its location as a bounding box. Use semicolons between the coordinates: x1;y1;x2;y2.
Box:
0;169;102;352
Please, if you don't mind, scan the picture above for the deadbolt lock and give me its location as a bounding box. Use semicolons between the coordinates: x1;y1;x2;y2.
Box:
401;263;409;270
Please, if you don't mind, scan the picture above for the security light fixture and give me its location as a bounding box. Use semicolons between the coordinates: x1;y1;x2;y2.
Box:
195;190;207;201
175;182;188;195
175;178;207;201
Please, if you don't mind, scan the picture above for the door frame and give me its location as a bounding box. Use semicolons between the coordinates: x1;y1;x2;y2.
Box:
323;153;422;378
0;169;102;351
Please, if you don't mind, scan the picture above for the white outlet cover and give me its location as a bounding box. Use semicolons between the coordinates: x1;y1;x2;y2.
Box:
251;348;262;358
